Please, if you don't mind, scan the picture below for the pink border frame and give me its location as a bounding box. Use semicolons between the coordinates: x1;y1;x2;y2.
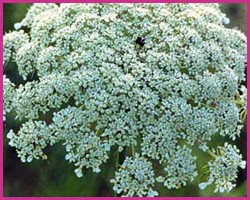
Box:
0;0;248;199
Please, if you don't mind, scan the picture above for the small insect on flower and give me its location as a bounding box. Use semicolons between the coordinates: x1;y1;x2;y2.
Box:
210;102;217;108
135;37;145;47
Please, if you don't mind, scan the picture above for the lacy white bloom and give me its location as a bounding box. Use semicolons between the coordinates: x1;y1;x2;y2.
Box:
199;143;246;193
156;145;197;189
4;3;246;196
110;154;158;197
3;75;15;121
7;120;52;162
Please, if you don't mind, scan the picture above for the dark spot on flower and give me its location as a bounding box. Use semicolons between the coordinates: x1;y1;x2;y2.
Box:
135;37;145;47
210;102;217;108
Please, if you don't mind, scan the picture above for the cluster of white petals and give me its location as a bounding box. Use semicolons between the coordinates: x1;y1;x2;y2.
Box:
4;3;246;196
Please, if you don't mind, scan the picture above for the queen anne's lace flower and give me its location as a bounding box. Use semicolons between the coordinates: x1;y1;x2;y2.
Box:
3;75;15;121
51;106;109;177
110;154;158;197
156;145;197;189
7;120;53;162
4;3;246;196
3;30;29;64
199;143;246;193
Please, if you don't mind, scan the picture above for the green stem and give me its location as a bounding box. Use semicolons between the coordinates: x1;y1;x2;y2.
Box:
116;149;119;169
206;149;217;159
79;105;85;110
114;149;120;197
132;145;135;157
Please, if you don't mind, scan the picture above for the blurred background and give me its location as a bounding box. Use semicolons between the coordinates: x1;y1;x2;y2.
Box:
3;3;247;197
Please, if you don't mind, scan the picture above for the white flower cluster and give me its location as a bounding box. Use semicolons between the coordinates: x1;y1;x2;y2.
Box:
199;143;246;193
3;30;29;65
51;106;109;177
7;120;53;162
156;145;197;189
3;75;15;121
110;154;158;197
4;3;246;196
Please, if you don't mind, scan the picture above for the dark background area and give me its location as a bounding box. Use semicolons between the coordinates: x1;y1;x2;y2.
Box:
3;3;247;197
